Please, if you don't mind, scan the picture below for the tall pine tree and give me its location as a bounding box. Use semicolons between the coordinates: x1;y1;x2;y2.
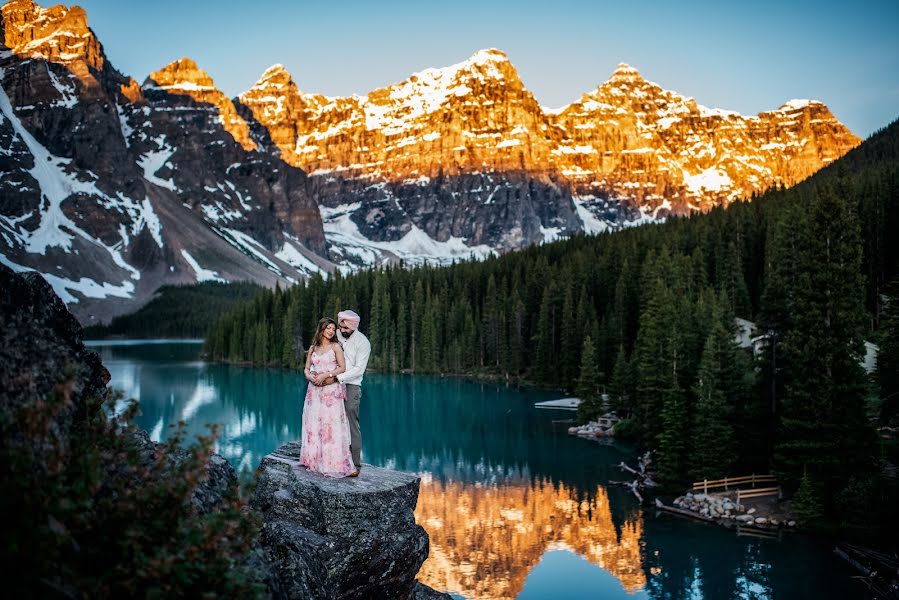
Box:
775;184;875;509
575;336;603;424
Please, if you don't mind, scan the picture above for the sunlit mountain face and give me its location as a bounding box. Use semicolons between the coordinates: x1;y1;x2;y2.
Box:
1;0;860;322
239;49;860;250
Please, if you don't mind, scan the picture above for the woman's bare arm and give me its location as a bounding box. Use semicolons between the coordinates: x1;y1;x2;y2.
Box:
303;346;313;381
330;344;347;377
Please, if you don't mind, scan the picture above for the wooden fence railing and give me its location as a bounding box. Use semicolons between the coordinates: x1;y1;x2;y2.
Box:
736;486;781;502
691;473;777;494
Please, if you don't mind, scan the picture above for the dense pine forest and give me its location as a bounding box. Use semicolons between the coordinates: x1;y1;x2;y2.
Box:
86;282;262;339
205;119;899;534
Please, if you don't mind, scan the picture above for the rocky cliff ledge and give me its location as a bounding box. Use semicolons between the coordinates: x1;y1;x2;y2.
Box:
252;443;446;599
0;263;447;599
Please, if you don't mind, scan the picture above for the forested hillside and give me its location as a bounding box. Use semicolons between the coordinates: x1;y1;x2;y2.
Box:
206;119;899;532
86;282;263;339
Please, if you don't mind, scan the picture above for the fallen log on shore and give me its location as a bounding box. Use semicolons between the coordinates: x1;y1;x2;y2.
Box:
834;543;899;600
653;499;716;523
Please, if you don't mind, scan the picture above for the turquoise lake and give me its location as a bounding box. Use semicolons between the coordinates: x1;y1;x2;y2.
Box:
88;340;865;600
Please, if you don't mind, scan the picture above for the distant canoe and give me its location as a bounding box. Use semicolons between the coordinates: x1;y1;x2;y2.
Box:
534;398;582;411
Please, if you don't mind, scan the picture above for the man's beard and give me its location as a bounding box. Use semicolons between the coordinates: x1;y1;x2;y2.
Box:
342;329;354;338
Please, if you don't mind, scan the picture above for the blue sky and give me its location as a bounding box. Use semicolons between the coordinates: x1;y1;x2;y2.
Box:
69;0;898;137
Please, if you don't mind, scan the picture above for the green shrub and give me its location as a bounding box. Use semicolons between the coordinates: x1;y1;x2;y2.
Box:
1;376;264;599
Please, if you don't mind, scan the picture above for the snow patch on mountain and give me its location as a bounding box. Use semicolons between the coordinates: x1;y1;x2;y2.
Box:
274;238;325;276
362;49;509;136
683;167;733;194
212;226;296;282
573;196;612;235
137;135;178;191
320;202;495;267
115;102;133;147
136;196;163;248
45;64;78;108
180;249;225;282
0;252;135;303
200;201;242;223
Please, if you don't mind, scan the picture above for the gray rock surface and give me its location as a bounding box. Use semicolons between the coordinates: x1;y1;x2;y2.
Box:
252;441;434;599
0;263;109;454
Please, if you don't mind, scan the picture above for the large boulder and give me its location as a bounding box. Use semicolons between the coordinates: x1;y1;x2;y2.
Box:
252;442;445;599
0;264;109;454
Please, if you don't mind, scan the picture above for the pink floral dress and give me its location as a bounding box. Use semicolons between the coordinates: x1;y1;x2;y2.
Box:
299;346;355;477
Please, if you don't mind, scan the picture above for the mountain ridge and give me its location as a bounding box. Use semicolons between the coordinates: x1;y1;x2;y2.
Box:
0;0;865;323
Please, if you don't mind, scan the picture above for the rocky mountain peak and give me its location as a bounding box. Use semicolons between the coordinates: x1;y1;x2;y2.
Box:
607;62;645;83
145;57;216;91
461;48;514;73
0;0;136;99
452;47;522;88
244;62;296;95
468;47;509;63
237;62;311;160
260;62;290;78
1;0;93;64
774;98;825;113
144;57;257;151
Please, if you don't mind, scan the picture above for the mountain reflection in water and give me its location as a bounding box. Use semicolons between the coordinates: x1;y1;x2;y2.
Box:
416;476;644;599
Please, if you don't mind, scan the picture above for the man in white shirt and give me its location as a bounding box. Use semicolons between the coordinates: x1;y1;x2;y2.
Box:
321;309;371;475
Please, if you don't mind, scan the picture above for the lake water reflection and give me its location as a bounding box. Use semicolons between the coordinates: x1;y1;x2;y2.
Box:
90;341;863;600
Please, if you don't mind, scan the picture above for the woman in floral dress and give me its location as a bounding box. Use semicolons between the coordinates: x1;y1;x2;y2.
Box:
299;318;358;477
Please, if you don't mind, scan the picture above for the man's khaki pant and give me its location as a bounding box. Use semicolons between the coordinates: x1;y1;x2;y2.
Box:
344;384;362;468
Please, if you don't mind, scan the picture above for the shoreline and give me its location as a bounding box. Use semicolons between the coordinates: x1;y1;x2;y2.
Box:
101;337;575;395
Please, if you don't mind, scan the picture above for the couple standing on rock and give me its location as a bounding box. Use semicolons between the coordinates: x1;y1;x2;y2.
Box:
299;309;371;478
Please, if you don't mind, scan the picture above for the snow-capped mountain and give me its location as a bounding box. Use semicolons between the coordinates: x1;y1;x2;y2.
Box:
0;0;327;323
0;0;861;323
237;49;584;261
239;49;860;245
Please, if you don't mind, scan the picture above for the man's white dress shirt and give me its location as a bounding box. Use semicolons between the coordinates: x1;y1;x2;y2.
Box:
336;330;371;385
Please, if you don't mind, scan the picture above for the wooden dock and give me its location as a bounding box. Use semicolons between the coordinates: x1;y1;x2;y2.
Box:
534;398;582;411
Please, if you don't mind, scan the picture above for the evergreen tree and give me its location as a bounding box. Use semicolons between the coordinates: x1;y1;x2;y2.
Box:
418;293;439;372
718;239;752;318
507;289;525;375
775;185;875;509
608;345;633;415
657;361;689;487
533;282;559;384
792;468;825;527
560;286;579;384
575;336;602;424
483;275;500;368
690;300;738;481
634;276;676;444
369;273;391;369
758;199;803;417
395;283;408;370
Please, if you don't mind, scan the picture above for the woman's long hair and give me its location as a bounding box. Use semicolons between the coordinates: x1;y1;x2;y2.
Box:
309;317;339;353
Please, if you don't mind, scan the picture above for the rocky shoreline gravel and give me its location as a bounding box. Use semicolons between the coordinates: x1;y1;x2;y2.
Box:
667;492;797;529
